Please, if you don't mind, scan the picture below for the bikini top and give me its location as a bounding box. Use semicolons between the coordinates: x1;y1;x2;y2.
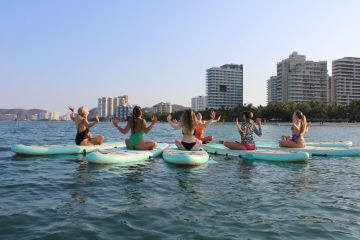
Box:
291;126;300;140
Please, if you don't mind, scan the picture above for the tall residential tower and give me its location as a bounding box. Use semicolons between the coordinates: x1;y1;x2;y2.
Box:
267;52;328;103
191;96;207;111
331;57;360;105
98;95;129;118
206;64;243;109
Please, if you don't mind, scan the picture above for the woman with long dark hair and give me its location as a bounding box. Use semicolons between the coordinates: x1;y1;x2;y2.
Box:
112;106;157;150
167;109;216;151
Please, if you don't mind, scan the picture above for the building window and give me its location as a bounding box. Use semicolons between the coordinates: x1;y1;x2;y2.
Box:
220;85;227;92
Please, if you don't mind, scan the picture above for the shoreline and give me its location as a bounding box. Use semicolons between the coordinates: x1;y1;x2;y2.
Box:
2;120;360;127
264;122;360;127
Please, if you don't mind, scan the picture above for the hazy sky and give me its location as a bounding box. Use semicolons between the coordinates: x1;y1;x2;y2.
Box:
1;0;360;114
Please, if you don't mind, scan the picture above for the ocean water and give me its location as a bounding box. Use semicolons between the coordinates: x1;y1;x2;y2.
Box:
1;121;360;240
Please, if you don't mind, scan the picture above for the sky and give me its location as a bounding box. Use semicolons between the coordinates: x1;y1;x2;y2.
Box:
1;0;360;114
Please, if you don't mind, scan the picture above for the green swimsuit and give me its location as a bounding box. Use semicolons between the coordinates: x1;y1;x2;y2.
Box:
129;130;145;149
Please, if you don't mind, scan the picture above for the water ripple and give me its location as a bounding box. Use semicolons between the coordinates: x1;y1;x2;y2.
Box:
1;122;360;239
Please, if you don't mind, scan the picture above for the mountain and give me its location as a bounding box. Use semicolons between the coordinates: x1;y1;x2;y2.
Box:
0;109;47;120
88;107;98;120
172;104;189;112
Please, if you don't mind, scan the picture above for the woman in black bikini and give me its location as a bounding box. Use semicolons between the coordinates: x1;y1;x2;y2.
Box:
167;109;214;151
69;106;105;146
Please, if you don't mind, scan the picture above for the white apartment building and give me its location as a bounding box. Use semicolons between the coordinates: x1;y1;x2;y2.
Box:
267;52;328;103
191;96;207;111
98;95;129;118
48;112;60;121
39;112;49;120
267;76;279;103
30;114;38;121
3;114;17;121
60;113;72;121
117;104;133;121
206;64;243;109
331;57;360;105
151;102;172;114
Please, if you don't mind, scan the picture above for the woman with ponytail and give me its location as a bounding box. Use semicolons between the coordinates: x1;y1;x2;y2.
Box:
167;109;218;151
279;110;309;148
112;106;157;150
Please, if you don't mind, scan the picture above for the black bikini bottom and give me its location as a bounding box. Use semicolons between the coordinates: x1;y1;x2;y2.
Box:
181;141;196;151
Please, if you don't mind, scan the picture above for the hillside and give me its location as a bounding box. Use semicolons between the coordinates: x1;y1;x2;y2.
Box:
0;109;47;120
172;104;189;112
88;107;98;120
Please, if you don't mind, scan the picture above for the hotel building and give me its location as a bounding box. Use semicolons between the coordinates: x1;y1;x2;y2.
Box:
117;104;133;121
151;102;172;114
98;95;129;118
331;57;360;105
206;64;243;108
267;52;328;103
191;96;207;111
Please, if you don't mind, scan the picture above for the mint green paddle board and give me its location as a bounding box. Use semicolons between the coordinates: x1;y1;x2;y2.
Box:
87;143;169;164
162;145;209;166
11;142;125;156
203;143;310;162
257;140;352;148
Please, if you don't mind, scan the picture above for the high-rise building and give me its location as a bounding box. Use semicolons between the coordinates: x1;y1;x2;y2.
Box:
331;57;360;105
151;102;172;114
98;97;109;117
191;96;207;111
48;112;60;121
267;52;328;103
267;76;279;103
30;114;39;121
39;112;49;120
60;113;72;121
113;95;129;116
98;95;129;118
206;64;243;109
107;97;114;117
117;104;133;121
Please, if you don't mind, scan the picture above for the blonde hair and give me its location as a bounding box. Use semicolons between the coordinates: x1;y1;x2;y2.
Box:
181;109;197;134
75;106;87;128
294;110;308;135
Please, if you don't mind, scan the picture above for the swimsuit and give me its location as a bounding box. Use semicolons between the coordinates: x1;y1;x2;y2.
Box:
195;126;205;139
235;141;256;150
181;128;197;150
75;128;89;145
129;130;145;149
195;126;208;143
291;127;305;144
181;142;197;150
128;118;146;149
237;122;262;150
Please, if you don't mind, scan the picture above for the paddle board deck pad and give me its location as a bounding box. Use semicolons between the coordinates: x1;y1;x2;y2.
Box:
11;142;125;156
203;143;310;162
257;140;352;148
257;145;360;157
162;146;209;166
86;143;169;164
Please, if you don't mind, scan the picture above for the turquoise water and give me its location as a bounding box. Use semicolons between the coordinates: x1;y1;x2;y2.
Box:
1;121;360;239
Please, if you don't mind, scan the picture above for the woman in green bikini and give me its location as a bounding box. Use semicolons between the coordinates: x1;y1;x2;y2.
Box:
112;106;158;150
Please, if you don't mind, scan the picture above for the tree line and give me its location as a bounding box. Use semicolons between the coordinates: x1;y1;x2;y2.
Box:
146;100;360;122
